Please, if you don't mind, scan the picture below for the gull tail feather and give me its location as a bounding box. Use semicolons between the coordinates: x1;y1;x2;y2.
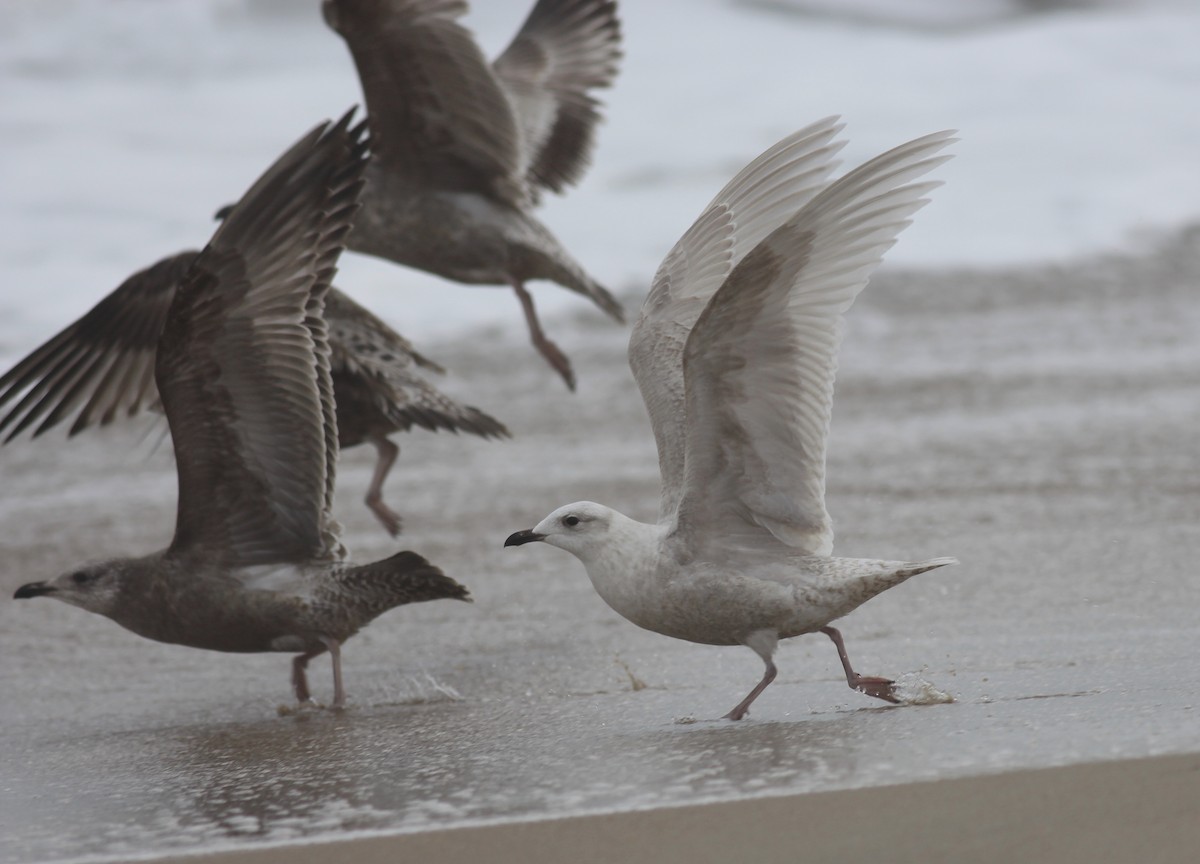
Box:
900;556;958;578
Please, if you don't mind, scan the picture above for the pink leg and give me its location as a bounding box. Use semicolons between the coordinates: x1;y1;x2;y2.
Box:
512;279;576;391
292;652;317;704
365;436;402;536
723;656;777;721
821;626;900;704
320;636;346;710
724;631;780;720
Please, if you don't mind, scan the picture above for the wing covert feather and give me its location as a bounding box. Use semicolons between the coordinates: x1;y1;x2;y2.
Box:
629;117;847;520
674;131;956;556
324;0;525;203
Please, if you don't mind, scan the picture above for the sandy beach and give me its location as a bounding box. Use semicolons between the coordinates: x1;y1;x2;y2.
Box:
166;753;1200;864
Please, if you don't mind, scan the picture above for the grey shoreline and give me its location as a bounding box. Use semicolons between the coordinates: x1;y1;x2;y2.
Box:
164;752;1200;864
4;226;1200;862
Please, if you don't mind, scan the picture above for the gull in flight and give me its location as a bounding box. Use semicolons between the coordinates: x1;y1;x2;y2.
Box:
321;0;625;390
0;255;510;536
13;112;470;709
506;118;957;720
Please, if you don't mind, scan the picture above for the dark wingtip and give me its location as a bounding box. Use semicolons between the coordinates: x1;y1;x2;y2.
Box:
14;581;54;599
504;529;545;548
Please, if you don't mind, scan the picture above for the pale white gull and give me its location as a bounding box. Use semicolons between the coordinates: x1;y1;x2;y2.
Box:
13;112;470;709
506;117;957;720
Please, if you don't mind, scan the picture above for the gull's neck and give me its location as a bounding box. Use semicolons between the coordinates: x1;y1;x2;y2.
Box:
575;511;666;624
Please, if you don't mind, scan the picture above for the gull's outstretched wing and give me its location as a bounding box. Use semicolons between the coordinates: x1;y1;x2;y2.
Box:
0;252;197;442
673;131;955;557
492;0;621;199
628;117;847;521
159;112;368;566
323;0;526;205
0;251;487;450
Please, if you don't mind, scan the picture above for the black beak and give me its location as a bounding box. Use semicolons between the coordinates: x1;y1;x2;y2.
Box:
504;529;546;547
213;203;235;222
14;581;55;599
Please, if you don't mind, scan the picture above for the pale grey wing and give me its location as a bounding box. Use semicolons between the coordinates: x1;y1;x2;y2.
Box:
492;0;621;198
323;0;526;204
324;288;510;440
674;131;956;557
0;251;198;443
159;113;368;566
628;117;847;520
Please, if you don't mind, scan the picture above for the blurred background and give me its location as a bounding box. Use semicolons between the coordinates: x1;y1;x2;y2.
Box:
2;0;1198;353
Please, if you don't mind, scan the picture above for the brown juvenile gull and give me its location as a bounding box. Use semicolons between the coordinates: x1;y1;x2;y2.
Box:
0;255;510;536
12;112;470;709
505;118;958;720
321;0;625;390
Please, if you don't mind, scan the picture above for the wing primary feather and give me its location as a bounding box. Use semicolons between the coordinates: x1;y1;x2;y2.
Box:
670;129;955;557
159;111;369;565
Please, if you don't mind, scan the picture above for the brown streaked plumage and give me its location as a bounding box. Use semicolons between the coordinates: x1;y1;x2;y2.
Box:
0;259;510;537
324;288;509;533
12;111;470;709
321;0;624;390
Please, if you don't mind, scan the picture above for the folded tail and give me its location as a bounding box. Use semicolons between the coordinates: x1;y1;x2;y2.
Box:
341;551;471;614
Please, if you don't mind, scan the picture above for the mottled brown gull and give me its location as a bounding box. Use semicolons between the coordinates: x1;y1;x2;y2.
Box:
506;118;957;720
0;254;509;536
321;0;625;390
13;112;470;709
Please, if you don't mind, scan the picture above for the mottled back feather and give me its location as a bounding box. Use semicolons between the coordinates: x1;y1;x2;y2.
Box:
324;289;510;445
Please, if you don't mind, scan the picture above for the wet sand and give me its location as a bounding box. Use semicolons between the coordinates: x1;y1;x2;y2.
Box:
3;228;1200;862
168;752;1200;864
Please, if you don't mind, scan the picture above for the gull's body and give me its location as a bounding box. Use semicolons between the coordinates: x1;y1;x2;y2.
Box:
13;113;469;708
558;511;946;650
323;0;625;389
507;118;957;719
0;254;509;536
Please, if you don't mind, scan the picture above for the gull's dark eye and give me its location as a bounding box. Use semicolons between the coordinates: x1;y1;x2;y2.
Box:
71;571;92;585
562;515;580;527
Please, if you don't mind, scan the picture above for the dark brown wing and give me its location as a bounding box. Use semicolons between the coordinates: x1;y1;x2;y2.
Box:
159;111;368;566
492;0;621;198
0;252;198;442
323;0;525;204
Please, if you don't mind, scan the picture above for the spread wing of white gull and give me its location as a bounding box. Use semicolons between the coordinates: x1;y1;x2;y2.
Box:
320;0;624;391
13;111;470;710
506;117;958;720
0;253;510;538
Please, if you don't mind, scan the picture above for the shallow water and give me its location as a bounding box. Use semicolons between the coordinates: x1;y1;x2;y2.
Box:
4;232;1200;862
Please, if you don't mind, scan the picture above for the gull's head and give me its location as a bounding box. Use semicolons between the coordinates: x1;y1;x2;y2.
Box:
504;502;619;562
13;560;124;617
